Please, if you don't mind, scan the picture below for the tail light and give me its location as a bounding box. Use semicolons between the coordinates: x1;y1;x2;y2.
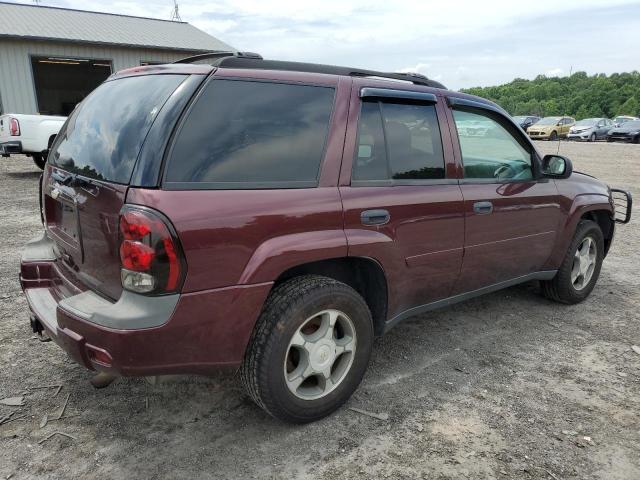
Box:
118;205;185;295
9;117;20;136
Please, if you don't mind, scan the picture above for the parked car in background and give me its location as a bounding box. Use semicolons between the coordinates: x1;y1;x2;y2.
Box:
612;115;639;127
0;114;66;169
527;116;575;140
513;115;540;132
606;120;640;143
20;53;632;423
567;118;614;142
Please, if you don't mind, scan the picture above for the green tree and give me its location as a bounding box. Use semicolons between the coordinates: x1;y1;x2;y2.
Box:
460;71;640;119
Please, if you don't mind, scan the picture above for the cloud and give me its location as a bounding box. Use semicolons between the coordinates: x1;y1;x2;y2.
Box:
545;68;564;77
12;0;640;89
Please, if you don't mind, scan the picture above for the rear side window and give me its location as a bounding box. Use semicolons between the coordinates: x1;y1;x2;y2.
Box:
165;80;335;188
353;99;445;182
50;75;186;183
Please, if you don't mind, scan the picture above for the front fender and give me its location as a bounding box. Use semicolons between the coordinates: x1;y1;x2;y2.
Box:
544;193;613;269
238;230;348;284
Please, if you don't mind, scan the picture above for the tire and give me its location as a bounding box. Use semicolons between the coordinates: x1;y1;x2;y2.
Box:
606;137;614;143
541;220;604;304
634;135;640;144
589;132;596;142
31;153;45;170
549;131;558;141
240;275;374;423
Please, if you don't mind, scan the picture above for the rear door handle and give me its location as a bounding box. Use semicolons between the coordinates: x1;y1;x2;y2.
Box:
361;209;390;226
473;201;493;215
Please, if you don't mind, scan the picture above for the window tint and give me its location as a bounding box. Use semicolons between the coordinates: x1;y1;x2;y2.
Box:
353;100;445;181
453;109;533;181
51;75;186;183
166;80;335;187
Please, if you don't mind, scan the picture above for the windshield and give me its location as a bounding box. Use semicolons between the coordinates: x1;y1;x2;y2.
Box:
575;119;599;127
537;117;561;125
50;74;186;183
614;117;633;123
621;121;640;129
513;116;527;123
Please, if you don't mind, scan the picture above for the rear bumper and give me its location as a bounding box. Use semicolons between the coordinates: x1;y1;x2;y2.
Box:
21;232;272;376
0;140;22;156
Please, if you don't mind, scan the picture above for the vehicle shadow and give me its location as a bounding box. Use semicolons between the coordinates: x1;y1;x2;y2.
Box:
4;170;41;179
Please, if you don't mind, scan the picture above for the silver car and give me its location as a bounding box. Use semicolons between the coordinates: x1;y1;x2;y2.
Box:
567;118;613;142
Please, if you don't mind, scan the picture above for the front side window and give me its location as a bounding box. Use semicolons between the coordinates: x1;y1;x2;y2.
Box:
165;80;335;187
353;100;445;181
453;109;533;181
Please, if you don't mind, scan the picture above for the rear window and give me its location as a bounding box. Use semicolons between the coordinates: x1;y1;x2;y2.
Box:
50;74;186;183
164;79;335;188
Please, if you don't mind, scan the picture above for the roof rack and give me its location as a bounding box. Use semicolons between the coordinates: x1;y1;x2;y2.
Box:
173;51;263;64
173;51;446;89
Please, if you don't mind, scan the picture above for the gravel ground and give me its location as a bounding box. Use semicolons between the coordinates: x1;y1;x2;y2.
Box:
1;142;638;480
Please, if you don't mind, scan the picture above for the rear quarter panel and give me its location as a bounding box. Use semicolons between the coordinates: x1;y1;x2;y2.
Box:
126;188;346;291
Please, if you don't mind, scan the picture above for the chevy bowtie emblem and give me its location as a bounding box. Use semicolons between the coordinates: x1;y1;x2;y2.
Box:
51;188;60;199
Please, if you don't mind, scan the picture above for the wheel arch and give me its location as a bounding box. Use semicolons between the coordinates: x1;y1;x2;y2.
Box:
274;257;389;336
580;209;615;256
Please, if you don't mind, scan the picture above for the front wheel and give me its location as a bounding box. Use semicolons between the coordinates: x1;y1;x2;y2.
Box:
589;132;596;142
541;220;604;304
241;275;373;423
32;153;45;170
549;131;558;141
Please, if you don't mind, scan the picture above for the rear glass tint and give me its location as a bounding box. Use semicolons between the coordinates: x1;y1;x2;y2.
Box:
50;74;186;183
165;79;335;188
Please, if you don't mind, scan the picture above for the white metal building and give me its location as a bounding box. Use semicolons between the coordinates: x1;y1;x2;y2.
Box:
0;2;234;115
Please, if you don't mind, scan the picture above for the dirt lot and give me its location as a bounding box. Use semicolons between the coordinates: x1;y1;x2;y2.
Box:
1;142;638;480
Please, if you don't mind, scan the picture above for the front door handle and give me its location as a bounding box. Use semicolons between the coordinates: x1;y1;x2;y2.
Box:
473;201;493;215
361;209;390;226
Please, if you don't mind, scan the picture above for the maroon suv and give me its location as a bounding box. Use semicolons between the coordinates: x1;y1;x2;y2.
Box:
21;52;632;423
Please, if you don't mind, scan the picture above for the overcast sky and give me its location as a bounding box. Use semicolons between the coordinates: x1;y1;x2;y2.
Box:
12;0;640;89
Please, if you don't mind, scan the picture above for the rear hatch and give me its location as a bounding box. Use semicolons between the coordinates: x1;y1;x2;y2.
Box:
43;73;190;300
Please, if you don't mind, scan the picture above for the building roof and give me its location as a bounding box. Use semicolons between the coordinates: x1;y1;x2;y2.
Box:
0;2;235;53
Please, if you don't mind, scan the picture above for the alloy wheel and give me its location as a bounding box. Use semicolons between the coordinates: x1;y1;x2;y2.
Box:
284;309;357;400
571;236;597;290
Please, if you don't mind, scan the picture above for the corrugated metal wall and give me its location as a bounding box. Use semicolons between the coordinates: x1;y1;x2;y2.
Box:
0;39;197;114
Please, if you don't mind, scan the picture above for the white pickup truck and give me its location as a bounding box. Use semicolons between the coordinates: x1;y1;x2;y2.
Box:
0;114;66;169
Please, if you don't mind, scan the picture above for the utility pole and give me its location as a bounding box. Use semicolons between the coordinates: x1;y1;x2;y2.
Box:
170;0;182;21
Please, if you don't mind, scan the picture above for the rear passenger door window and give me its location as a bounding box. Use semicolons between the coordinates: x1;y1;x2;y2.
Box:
452;109;533;181
165;79;335;189
353;99;445;182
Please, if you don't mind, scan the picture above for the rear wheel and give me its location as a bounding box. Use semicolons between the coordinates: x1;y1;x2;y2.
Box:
240;275;374;423
31;153;45;170
549;131;558;141
541;220;604;304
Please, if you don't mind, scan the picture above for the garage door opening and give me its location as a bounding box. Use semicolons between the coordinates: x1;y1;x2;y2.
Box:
31;56;112;116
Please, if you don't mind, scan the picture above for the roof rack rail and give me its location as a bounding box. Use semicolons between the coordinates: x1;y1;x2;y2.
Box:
173;52;446;89
173;51;263;64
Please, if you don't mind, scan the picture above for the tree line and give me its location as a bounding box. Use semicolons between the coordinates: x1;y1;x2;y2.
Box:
461;71;640;119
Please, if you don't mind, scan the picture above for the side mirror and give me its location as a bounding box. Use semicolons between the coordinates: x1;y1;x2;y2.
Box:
556;121;563;126
542;154;572;179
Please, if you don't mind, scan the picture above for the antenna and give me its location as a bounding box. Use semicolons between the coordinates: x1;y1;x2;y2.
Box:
170;0;182;21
